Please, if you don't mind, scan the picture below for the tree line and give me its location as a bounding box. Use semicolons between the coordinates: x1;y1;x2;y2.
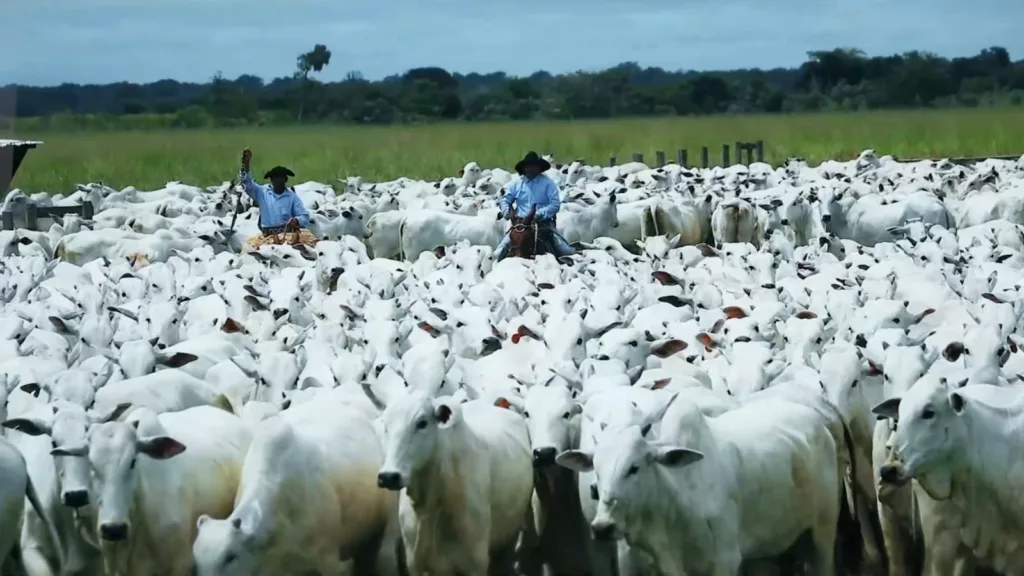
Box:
5;45;1024;130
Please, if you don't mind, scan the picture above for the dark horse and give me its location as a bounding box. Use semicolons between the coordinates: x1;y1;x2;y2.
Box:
508;205;545;259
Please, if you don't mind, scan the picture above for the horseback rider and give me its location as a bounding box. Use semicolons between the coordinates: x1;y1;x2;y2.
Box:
238;148;311;235
495;151;574;262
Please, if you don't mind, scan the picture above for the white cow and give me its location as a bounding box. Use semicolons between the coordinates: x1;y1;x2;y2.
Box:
192;397;400;576
558;397;842;575
363;387;534;576
53;405;251;576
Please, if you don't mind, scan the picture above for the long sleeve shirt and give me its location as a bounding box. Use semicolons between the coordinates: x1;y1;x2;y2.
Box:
237;170;311;229
499;174;561;222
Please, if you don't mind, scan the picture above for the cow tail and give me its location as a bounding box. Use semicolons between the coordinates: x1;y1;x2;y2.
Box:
831;402;867;575
26;472;65;574
641;205;655;239
398;219;407;262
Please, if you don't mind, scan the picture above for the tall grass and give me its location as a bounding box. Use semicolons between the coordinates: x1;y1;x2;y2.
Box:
9;108;1024;193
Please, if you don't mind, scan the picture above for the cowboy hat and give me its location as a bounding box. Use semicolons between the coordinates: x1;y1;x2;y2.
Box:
264;166;295;180
514;151;551;175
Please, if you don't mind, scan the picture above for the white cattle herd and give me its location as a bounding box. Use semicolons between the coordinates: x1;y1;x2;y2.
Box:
1;149;1024;576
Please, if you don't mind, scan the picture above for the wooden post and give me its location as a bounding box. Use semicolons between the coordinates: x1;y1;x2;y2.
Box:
655;150;666;167
701;147;709;169
735;141;742;164
678;149;688;167
631;152;644;163
756;140;764;163
722;144;731;167
1;211;12;231
82;202;95;220
25;203;38;231
608;155;616;166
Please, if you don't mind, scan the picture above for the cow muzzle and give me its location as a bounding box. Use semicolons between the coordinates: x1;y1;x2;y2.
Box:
62;489;90;508
377;471;405;491
590;520;621;541
822;214;832;223
879;462;909;487
100;522;129;542
532;447;556;468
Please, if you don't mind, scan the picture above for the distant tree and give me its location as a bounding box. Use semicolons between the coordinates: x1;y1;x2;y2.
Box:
295;44;332;120
9;45;1024;127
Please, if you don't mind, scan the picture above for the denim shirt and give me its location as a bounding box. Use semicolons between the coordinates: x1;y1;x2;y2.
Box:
238;170;311;229
500;174;561;222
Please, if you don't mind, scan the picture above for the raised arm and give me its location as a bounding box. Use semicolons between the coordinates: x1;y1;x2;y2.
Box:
290;194;311;228
237;169;264;200
536;178;560;221
238;148;263;200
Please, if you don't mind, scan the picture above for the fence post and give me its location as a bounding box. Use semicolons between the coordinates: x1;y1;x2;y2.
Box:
82;202;95;220
25;203;38;231
655;150;666;167
678;148;688;167
701;147;709;169
1;211;12;231
608;155;616;166
722;144;731;167
756;140;764;163
735;141;742;164
631;152;644;163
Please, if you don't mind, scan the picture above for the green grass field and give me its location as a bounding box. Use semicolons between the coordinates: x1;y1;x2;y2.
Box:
8;108;1024;194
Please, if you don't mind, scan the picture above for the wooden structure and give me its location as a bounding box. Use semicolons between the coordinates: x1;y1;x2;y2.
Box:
1;139;41;193
1;139;97;231
606;140;765;169
1;200;94;231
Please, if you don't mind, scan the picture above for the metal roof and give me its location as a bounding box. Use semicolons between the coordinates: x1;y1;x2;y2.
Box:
0;140;42;148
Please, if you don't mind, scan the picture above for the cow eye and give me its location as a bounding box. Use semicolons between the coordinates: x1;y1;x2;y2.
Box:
130;458;137;470
629;341;638;347
456;321;465;328
964;348;971;355
590;484;598;500
815;337;822;344
576;338;583;345
415;420;428;430
523;411;530;418
626;464;639;476
851;379;858;388
562;411;571;419
921;408;935;420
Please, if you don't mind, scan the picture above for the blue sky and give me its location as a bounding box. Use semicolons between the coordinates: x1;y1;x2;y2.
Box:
3;0;1023;86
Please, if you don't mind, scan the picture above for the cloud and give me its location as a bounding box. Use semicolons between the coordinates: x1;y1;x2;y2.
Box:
2;0;1021;86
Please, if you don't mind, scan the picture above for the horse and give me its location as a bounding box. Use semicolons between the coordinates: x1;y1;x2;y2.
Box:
508;205;543;259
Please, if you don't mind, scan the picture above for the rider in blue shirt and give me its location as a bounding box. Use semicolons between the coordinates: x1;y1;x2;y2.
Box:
495;151;574;261
238;148;310;233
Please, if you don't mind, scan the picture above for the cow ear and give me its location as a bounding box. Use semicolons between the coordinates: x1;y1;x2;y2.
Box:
433;400;460;429
137;436;187;460
652;446;703;468
162;352;198;368
1;416;52;437
871;398;901;420
555;449;594;472
949;391;965;414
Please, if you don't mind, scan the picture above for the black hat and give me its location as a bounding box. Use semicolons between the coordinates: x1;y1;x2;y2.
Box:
515;151;551;175
264;166;295;180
